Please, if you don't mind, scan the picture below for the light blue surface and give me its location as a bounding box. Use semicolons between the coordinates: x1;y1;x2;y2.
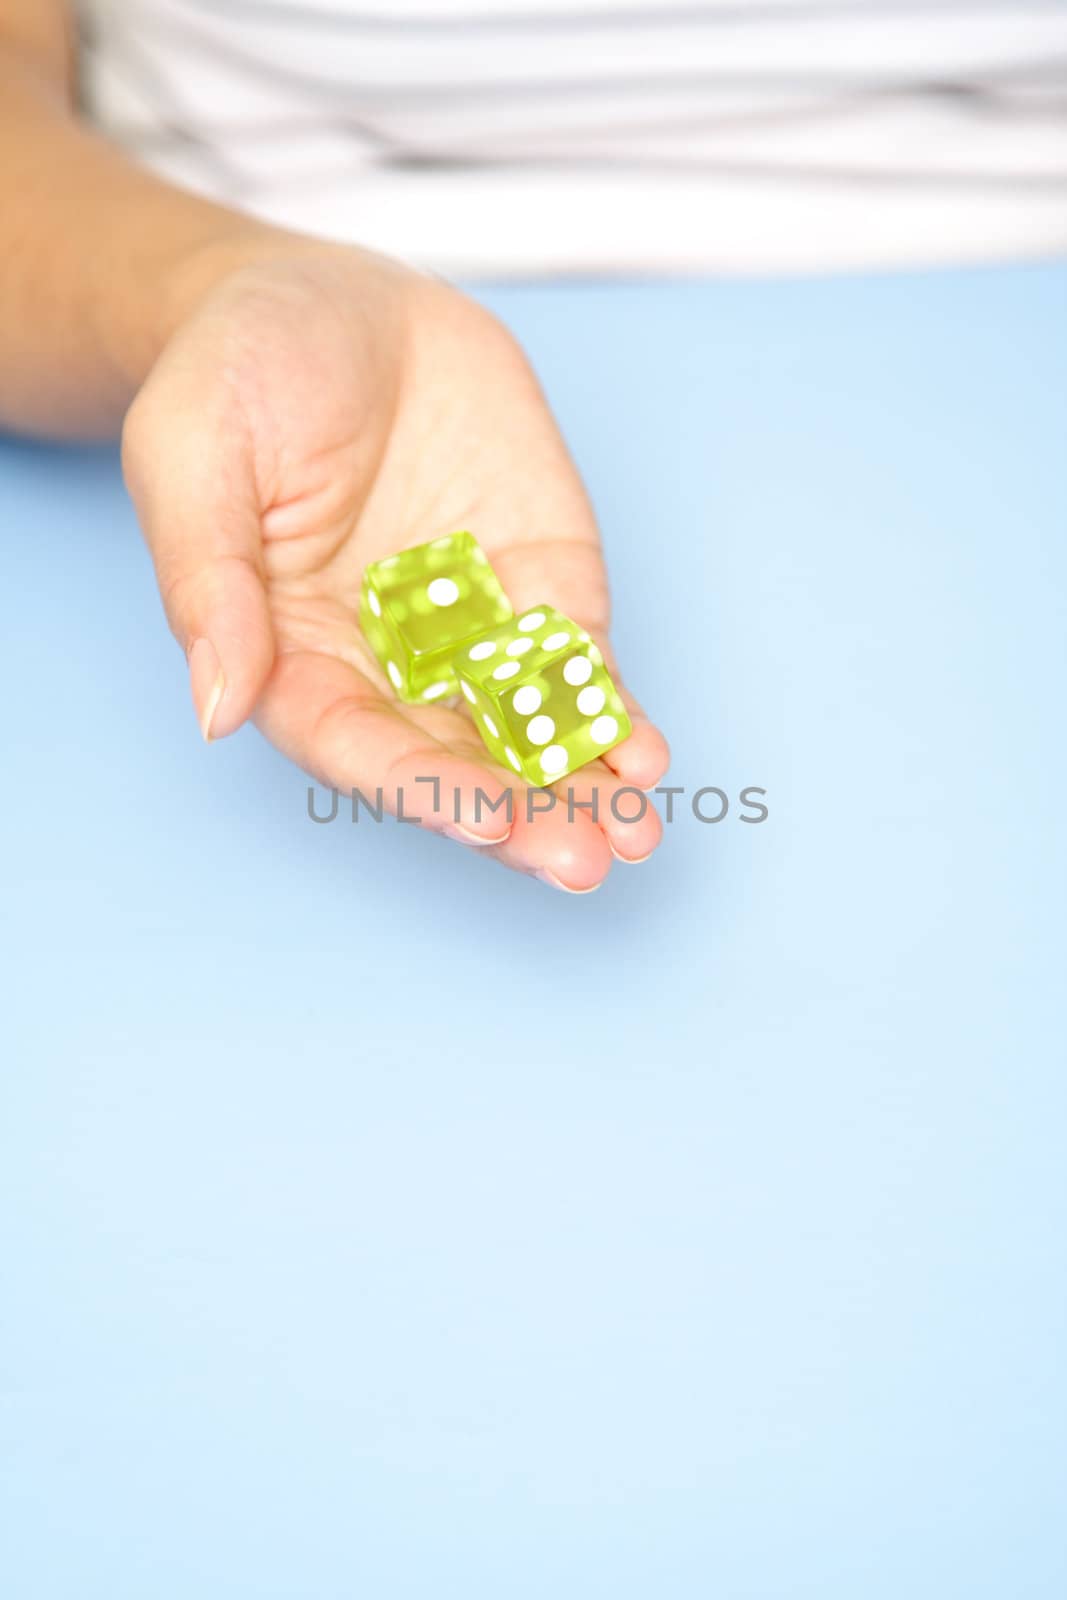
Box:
1;263;1065;1598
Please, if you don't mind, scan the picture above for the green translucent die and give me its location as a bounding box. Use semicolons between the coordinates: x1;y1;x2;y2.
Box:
455;604;632;785
360;532;512;703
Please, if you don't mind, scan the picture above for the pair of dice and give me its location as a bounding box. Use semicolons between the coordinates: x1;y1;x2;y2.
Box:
359;532;631;786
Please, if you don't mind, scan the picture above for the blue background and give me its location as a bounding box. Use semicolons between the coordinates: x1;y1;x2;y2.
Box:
2;263;1065;1597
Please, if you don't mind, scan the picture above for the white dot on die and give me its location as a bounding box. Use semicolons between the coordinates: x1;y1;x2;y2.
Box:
526;715;555;746
483;713;499;738
469;640;496;660
386;661;403;690
542;631;570;651
460;679;476;703
576;685;605;716
493;662;520;680
504;747;522;772
563;654;593;686
540;745;568;776
506;637;534;656
512;686;542;716
423;681;449;700
518;611;546;632
591;715;619;745
427;577;459;607
367;587;381;617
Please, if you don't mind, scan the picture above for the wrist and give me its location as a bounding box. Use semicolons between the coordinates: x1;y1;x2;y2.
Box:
120;218;417;389
104;210;293;390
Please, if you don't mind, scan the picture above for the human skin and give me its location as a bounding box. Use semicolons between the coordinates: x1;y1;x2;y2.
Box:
0;2;669;889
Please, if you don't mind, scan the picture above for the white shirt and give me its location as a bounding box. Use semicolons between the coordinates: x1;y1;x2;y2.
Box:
77;0;1067;277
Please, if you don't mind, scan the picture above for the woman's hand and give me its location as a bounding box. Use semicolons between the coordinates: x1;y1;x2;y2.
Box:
122;244;670;889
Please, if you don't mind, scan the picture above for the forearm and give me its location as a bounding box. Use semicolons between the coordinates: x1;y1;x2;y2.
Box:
0;42;284;438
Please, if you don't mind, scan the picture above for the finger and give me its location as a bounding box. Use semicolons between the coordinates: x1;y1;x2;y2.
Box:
368;694;647;885
488;540;671;789
255;649;515;845
593;657;672;792
558;766;664;864
470;761;664;890
482;782;615;892
122;387;274;741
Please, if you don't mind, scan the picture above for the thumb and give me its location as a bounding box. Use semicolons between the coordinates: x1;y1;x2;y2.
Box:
122;387;275;742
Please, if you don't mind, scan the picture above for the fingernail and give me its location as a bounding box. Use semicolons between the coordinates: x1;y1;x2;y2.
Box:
442;823;509;848
188;637;225;742
534;870;602;895
609;843;654;865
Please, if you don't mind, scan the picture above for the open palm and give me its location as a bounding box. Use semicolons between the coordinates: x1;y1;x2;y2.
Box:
123;248;669;888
